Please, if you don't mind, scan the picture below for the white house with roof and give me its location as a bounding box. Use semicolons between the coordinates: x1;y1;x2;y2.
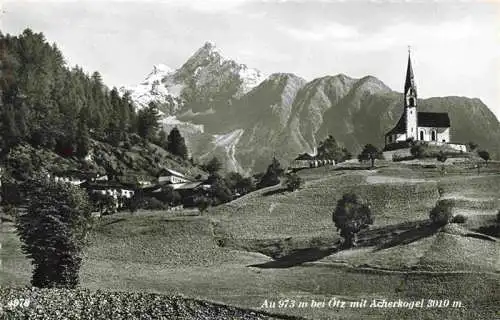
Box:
158;168;191;184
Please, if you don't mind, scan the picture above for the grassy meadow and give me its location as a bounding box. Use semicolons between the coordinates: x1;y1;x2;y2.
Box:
1;160;499;319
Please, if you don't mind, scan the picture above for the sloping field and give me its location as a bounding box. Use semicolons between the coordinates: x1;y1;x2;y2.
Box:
212;167;442;240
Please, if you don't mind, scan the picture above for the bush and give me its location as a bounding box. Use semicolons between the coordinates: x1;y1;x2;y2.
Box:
429;199;454;226
154;186;182;206
285;172;302;192
141;197;167;210
410;145;425;158
497;209;500;223
332;193;374;248
383;140;412;151
358;144;381;168
195;196;212;213
451;214;467;224
89;192;117;215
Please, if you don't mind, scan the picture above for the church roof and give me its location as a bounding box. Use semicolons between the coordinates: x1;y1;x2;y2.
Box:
417;112;450;127
385;113;406;136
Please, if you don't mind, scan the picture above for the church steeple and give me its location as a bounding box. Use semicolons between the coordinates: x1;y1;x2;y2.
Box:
404;48;417;108
404;47;418;140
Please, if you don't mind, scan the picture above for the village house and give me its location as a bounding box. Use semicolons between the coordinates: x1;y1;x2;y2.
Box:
385;51;466;152
157;168;191;185
80;180;135;209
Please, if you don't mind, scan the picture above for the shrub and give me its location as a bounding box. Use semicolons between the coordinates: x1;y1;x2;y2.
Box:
141;197;167;210
358;144;380;168
383;140;412;152
285;172;302;192
89;192;117;215
195;196;212;213
478;150;490;166
451;214;467;224
410;145;425;158
497;209;500;223
429;199;454;226
127;190;143;213
16;175;93;288
332;193;374;248
155;186;182;206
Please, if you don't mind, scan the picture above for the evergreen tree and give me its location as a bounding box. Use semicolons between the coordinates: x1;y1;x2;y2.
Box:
167;127;188;159
205;156;222;175
2;105;21;149
158;129;168;149
258;157;284;188
75;110;90;159
137;102;161;140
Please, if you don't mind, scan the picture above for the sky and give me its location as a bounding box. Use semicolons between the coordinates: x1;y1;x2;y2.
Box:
1;0;499;119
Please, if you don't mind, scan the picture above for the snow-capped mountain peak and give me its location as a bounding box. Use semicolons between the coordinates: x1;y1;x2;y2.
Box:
141;64;173;85
120;63;180;110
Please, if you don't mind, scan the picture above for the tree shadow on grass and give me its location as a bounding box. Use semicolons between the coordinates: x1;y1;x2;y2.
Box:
262;188;289;197
248;221;442;269
249;246;339;269
374;221;439;251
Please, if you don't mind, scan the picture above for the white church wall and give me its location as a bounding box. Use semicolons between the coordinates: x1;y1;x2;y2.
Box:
437;127;450;143
417;127;449;142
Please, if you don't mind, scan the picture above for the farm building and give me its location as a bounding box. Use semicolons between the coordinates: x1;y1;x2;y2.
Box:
157;168;191;184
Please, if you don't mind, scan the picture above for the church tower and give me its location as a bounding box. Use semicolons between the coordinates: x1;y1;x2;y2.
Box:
404;50;418;140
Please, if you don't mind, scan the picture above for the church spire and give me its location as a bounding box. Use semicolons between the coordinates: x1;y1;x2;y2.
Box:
404;47;417;97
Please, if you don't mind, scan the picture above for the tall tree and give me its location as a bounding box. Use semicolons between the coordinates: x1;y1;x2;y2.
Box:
317;135;350;163
257;157;284;188
16;175;93;288
167;127;188;159
75;110;90;159
205;156;222;175
137;102;161;140
332;193;373;248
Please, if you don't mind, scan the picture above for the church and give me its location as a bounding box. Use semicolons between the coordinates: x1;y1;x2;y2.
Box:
385;52;451;146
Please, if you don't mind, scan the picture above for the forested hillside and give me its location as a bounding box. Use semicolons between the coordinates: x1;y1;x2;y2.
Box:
0;29;198;181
